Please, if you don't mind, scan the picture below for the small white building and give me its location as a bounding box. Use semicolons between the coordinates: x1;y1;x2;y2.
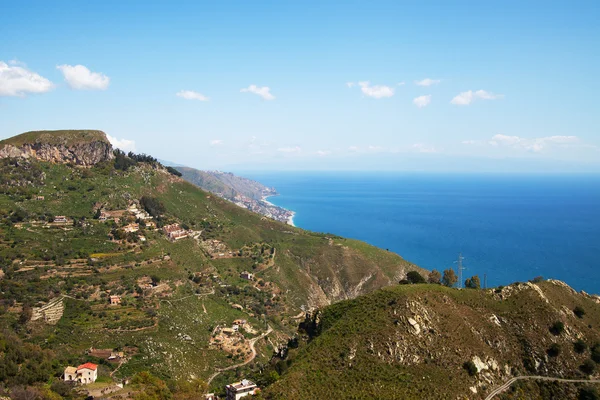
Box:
225;379;258;400
64;362;98;384
64;366;77;382
54;216;68;224
240;271;254;281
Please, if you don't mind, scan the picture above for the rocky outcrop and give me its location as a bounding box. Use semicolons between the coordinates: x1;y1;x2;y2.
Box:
0;130;114;166
31;296;65;325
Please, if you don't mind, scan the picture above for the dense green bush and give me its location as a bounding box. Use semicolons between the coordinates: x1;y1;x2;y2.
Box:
574;306;586;318
574;339;588;354
547;343;561;357
406;271;426;284
579;386;600;400
463;361;477;376
549;321;565;336
580;359;596;375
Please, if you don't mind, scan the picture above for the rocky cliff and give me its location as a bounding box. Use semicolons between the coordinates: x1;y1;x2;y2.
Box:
0;130;114;166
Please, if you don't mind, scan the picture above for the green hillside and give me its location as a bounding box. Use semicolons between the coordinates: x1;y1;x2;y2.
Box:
0;130;423;398
261;281;600;399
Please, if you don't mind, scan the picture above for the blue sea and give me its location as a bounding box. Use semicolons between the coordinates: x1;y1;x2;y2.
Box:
244;172;600;294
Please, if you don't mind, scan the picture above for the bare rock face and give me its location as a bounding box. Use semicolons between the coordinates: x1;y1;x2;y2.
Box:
0;130;114;166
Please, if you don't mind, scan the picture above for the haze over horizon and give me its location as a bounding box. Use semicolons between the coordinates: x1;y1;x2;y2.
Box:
1;1;599;172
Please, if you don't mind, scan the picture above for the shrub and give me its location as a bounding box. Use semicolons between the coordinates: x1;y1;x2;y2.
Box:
442;269;458;287
530;276;544;283
166;166;182;177
547;343;561;357
463;360;477;376
579;386;600;400
406;271;426;284
580;359;596;375
574;306;586;319
427;269;441;284
549;321;565;336
574;339;588;354
592;343;600;363
464;275;481;289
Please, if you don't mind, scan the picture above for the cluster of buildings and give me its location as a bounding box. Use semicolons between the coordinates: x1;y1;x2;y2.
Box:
163;223;188;241
63;362;98;384
229;194;293;224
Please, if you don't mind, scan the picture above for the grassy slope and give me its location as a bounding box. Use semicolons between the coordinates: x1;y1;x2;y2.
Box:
0;154;422;385
263;281;600;400
0;130;109;146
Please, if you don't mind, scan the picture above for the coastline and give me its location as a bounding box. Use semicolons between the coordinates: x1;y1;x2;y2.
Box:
262;195;296;227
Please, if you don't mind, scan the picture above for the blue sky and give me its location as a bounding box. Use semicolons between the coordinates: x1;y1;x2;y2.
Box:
1;0;599;172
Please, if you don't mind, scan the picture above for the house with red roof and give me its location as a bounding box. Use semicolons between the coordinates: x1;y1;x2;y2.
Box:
64;362;98;384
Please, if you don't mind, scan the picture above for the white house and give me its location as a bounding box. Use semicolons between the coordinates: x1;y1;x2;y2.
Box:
225;379;259;400
64;362;98;384
240;271;254;281
64;366;77;382
76;362;98;384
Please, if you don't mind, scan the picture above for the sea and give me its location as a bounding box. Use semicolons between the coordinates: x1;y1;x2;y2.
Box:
243;172;600;294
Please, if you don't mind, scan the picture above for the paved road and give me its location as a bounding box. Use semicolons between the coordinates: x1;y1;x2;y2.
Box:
207;325;273;385
485;376;600;400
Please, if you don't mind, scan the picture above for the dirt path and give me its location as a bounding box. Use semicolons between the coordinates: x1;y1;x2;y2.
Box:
207;325;273;385
484;376;600;400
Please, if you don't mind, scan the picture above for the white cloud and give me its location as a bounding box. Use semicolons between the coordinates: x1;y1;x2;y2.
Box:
451;90;504;105
346;82;355;88
413;95;432;108
176;90;209;101
358;81;394;99
0;61;54;97
397;82;406;86
487;134;578;153
8;59;27;67
412;143;439;153
348;146;360;152
368;145;384;151
461;140;479;145
277;146;301;153
106;134;136;152
210;139;224;146
56;64;110;90
240;85;275;100
415;78;441;87
316;150;332;156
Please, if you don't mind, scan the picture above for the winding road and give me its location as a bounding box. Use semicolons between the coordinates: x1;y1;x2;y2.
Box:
207;325;273;385
484;376;600;400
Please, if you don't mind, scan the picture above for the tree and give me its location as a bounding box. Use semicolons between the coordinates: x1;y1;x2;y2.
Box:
406;271;426;284
574;339;588;354
463;361;477;376
549;321;565;336
464;275;481;289
574;306;586;319
592;342;600;363
428;269;441;284
442;269;457;287
580;359;596;375
547;343;561;357
579;386;600;400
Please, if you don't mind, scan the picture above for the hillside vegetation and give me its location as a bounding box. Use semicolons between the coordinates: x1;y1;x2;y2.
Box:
261;280;600;399
0;130;423;397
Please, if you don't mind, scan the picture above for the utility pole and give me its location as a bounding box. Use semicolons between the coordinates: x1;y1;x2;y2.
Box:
455;253;466;289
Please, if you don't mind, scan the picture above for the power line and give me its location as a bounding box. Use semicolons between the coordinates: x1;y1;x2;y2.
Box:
454;253;466;288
